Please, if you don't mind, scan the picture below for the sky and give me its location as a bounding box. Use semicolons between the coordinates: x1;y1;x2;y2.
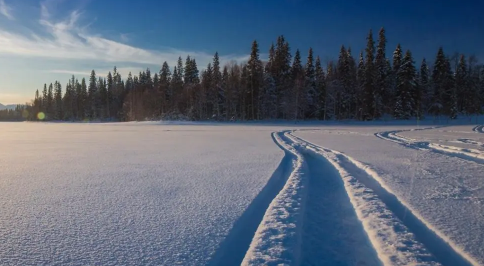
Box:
0;0;483;104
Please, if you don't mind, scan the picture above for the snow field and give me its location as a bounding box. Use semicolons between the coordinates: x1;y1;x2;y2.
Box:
1;121;484;266
296;125;484;265
0;122;283;265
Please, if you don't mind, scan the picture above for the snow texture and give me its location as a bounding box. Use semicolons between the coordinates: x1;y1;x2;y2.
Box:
0;122;282;266
295;124;484;266
2;120;484;266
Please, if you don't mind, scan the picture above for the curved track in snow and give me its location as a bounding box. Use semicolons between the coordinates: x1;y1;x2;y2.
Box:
375;128;484;164
473;125;484;134
237;130;480;266
289;132;478;266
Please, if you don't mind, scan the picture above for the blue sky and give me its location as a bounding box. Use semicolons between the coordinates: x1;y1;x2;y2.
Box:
0;0;482;104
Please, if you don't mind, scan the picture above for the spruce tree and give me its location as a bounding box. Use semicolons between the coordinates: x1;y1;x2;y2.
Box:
42;84;48;114
99;77;108;119
363;29;375;120
221;66;229;120
201;63;213;119
419;59;430;115
394;50;416;119
247;41;263;120
54;81;63;120
315;56;326;120
212;52;223;118
356;52;365;120
337;45;349;119
444;57;457;118
274;35;292;118
106;72;113;118
393;44;403;116
374;27;388;118
79;78;88;120
305;47;317;118
88;70;97;119
47;83;54;119
455;54;469;114
431;47;447;116
159;62;171;114
291;49;304;120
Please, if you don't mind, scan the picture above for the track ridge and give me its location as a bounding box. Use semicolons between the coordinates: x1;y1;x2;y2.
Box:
242;131;382;266
289;132;480;266
376;127;484;164
473;125;484;134
241;131;308;266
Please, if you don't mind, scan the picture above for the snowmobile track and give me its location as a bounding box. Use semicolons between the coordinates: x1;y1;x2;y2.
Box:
376;128;484;165
289;132;479;266
241;131;381;266
473;125;484;134
208;133;295;266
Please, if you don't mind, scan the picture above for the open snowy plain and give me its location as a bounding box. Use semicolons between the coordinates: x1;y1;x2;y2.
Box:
1;120;483;266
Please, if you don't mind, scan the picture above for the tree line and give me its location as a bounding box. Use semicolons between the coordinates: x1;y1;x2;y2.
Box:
6;28;484;122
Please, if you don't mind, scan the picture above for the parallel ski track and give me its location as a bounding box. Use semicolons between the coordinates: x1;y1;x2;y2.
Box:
237;128;480;266
289;132;479;266
375;127;484;164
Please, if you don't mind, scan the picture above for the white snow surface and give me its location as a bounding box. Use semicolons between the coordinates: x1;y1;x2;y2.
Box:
295;124;484;266
0;122;282;265
1;120;484;266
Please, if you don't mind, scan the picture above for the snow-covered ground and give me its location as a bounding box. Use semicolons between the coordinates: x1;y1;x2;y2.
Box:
0;122;283;265
1;121;483;266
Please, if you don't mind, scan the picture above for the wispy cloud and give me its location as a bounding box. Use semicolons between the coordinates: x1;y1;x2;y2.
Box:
0;0;14;20
120;33;129;43
0;3;248;70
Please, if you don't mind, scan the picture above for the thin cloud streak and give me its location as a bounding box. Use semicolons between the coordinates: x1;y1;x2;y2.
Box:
0;4;248;70
0;0;14;20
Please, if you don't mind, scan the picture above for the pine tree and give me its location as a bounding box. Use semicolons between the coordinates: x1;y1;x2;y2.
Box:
88;70;97;119
99;76;108;119
159;62;171;114
212;52;223;119
79;78;87;120
42;84;48;114
106;71;114;118
325;61;338;119
47;83;54;119
356;52;365;120
305;48;317;118
455;54;469;114
63;83;73;120
347;48;358;119
274;35;292;118
363;29;375;120
54;81;63;120
240;64;249;120
247;41;263;120
467;56;481;117
201;63;213;119
290;49;304;120
261;43;277;119
221;66;229;120
336;45;349;119
431;47;447;116
444;57;457;119
393;44;403;116
374;27;389;118
394;50;416;119
315;56;326;120
419;59;430;115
